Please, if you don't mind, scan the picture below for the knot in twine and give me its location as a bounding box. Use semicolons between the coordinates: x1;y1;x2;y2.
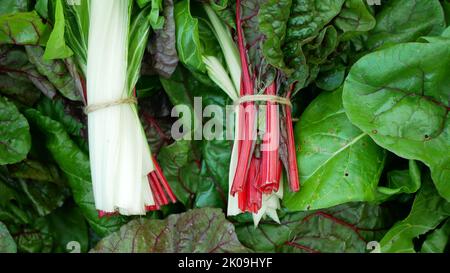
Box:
84;97;138;114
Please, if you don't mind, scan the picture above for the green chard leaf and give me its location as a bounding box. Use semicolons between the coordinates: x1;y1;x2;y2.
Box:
0;0;29;16
367;0;446;49
127;3;153;93
315;64;346;91
0;11;50;46
443;0;450;26
43;0;74;60
60;0;90;75
35;0;49;19
0;74;41;106
39;0;90;74
258;0;292;70
138;0;165;29
284;88;386;211
150;0;165;29
201;139;231;198
285;0;345;44
0;96;31;165
23;109;126;236
174;0;205;72
160;67;229;208
380;176;450;253
25;46;81;101
148;0;179;78
303;25;338;65
334;0;376;39
12;217;53;253
137;0;152;8
420;219;450;253
0;169;32;225
157;140;225;209
45;204;89;253
8;161;68;217
236;202;392;253
0;221;16;253
0;46;57;99
282;0;345;89
378;160;421;197
343;41;450;201
92;208;248;253
36;97;84;137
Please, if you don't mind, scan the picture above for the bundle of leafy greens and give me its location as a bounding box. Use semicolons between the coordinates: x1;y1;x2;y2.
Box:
0;0;449;253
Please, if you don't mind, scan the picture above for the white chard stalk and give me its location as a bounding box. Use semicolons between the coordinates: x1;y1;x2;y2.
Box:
87;0;157;215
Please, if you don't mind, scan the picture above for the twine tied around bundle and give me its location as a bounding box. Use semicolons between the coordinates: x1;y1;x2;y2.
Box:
84;97;138;114
233;94;292;108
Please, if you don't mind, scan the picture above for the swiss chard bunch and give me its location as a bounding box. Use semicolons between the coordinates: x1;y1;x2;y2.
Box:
175;0;301;224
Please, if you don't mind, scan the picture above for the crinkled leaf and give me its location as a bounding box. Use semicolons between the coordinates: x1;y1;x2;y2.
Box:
343;41;450;201
43;0;74;60
303;25;338;65
23;109;126;236
0;221;16;253
284;88;386;211
367;0;446;49
148;0;179;78
236;202;392;253
285;0;345;43
0;96;31;165
380;177;450;253
282;0;345;89
0;11;50;46
92;208;248;253
259;0;292;70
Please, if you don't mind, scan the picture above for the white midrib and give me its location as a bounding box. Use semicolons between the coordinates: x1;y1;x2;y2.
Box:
303;132;367;182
